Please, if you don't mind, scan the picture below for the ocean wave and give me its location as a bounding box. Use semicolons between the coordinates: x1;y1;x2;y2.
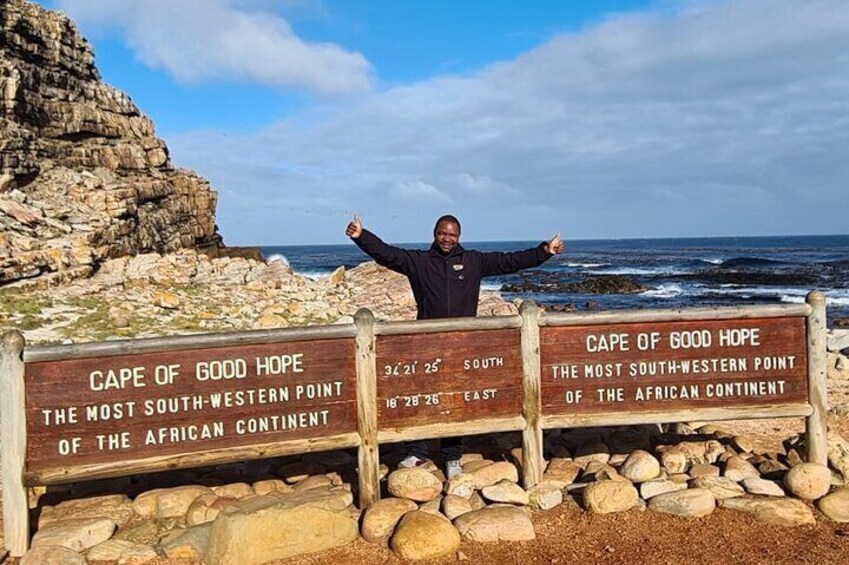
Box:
700;258;724;265
481;282;503;291
566;262;608;268
266;254;290;267
641;284;686;298
592;267;688;276
296;270;332;280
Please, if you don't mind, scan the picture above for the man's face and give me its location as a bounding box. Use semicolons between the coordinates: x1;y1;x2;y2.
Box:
434;220;460;254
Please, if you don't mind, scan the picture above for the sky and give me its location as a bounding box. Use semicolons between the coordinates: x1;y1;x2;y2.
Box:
35;0;849;245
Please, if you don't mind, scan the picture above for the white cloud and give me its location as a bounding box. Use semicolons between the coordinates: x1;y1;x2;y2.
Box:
55;0;372;94
391;180;453;203
165;0;849;244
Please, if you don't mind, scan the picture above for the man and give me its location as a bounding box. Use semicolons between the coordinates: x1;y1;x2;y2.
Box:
346;214;564;476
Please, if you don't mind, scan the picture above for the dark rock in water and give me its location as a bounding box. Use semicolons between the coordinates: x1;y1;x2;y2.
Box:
835;318;849;328
503;275;647;295
544;303;576;313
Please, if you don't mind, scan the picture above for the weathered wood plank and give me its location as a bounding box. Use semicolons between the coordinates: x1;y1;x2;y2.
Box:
355;309;380;508
520;301;543;489
541;404;812;429
1;331;28;556
25;432;361;486
378;416;525;444
541;303;811;327
24;324;357;363
806;291;828;465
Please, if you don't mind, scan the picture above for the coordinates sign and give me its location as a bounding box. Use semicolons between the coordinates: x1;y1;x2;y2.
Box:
25;339;356;470
376;329;522;428
540;317;807;414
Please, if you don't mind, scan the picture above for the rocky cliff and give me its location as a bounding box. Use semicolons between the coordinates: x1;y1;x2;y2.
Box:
0;0;224;286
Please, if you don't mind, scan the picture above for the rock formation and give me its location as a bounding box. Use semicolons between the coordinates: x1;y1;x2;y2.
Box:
0;0;223;286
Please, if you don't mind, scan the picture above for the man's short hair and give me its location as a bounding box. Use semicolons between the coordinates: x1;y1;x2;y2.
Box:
434;214;461;234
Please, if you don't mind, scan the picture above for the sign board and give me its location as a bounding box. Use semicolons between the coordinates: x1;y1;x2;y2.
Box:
1;297;829;558
376;329;522;429
540;317;807;414
24;338;357;471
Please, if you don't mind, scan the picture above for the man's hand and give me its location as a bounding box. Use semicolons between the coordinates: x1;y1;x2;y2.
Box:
545;231;564;255
346;215;363;239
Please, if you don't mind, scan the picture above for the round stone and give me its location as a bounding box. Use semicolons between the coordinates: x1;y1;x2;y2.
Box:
817;487;849;522
583;480;639;514
648;488;716;518
362;498;420;544
390;511;461;560
387;468;443;502
784;463;831;500
619;450;661;483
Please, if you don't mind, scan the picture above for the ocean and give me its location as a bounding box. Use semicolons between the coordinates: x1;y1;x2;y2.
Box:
263;235;849;325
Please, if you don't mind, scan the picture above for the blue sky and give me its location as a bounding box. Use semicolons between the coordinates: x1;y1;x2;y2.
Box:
37;0;849;245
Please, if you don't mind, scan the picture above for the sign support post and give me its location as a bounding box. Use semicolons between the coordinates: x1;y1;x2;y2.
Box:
520;301;543;488
805;291;828;465
1;331;28;557
355;309;380;508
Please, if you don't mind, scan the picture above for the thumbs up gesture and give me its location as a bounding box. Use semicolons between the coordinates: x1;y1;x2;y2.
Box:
545;231;564;255
346;215;363;239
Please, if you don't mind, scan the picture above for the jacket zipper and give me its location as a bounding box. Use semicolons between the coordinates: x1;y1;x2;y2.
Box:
444;256;451;317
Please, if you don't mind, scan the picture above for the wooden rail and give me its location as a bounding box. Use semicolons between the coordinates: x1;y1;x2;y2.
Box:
0;294;828;557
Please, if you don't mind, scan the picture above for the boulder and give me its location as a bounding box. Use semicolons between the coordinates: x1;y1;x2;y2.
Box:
470;461;520;489
817;487;849;522
443;495;474;520
390;511;461;560
582;481;639;514
689;464;721;478
648;488;716;518
157;524;212;560
39;495;134;529
453;506;535;542
445;473;476;498
527;482;564;510
387;468;443;502
723;456;760;481
742;478;786;497
543;458;582;485
619;450;661;483
361;497;418;544
31;517;117;552
784;463;832;500
719;497;816;526
691;476;746;500
21;545;87;565
133;485;213;520
640;479;688;500
481;480;530;505
204;490;357;564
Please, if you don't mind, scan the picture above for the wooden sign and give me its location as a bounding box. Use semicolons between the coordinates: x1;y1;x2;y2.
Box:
24;338;356;471
376;329;522;429
540;317;807;414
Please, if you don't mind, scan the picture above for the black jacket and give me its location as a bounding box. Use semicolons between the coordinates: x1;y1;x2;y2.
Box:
353;229;553;319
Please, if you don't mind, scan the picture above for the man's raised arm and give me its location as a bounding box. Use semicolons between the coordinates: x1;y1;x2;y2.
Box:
346;216;415;276
480;232;565;276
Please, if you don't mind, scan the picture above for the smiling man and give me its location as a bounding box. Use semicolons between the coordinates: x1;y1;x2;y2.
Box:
347;214;563;319
346;214;564;476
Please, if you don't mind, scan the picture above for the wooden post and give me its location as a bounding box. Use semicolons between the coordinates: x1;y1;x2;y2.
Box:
354;309;380;508
520;301;543;488
805;291;828;465
1;331;28;556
